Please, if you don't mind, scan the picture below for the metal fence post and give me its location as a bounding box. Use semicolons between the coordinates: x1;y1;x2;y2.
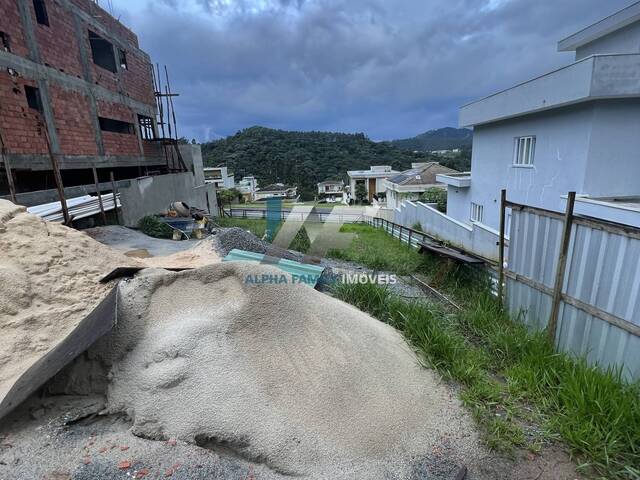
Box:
498;189;506;304
408;229;412;249
548;191;576;345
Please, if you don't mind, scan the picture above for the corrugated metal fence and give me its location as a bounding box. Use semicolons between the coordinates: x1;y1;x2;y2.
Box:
505;198;640;380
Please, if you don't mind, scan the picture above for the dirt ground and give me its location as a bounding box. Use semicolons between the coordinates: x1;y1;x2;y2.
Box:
0;393;581;480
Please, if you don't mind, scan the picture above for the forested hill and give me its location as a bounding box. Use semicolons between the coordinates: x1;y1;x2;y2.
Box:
388;127;473;152
201;126;443;200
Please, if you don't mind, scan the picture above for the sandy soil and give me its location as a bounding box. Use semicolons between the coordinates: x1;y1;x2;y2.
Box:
0;201;139;411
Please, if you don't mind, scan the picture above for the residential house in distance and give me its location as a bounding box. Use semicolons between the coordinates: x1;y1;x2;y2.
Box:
347;166;399;203
236;176;258;202
385;162;458;209
438;1;640;233
254;183;298;201
317;179;345;203
203;166;234;190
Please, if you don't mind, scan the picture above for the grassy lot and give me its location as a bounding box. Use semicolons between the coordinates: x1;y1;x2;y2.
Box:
330;224;640;480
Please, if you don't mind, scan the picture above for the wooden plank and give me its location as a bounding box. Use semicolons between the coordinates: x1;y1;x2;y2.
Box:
418;241;485;264
411;274;462;311
498;189;506;303
548;192;575;345
505;200;564;221
0;287;117;421
43;127;71;225
92;167;107;225
110;171;120;225
2;155;17;204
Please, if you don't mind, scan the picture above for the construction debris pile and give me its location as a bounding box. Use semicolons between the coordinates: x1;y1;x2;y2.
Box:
213;227;302;261
0;200;486;478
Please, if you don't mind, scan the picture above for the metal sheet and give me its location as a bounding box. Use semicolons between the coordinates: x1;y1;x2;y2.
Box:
222;249;325;287
506;208;640;381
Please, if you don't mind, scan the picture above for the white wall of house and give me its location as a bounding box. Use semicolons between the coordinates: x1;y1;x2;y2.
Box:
449;103;600;230
576;22;640;60
445;186;471;223
583;99;640;197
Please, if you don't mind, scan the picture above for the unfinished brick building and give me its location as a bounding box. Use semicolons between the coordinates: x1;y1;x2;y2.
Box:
0;0;184;205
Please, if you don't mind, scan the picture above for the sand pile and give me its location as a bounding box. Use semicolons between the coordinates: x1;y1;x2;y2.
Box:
0;200;139;408
142;237;220;269
97;262;483;478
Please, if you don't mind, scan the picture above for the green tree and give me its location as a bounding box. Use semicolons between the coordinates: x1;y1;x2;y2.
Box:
355;183;367;204
218;188;241;208
419;187;447;213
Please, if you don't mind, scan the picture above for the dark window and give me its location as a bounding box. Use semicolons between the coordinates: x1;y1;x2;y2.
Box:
89;30;117;73
118;49;128;70
138;115;155;140
24;85;43;112
33;0;49;26
99;117;134;134
0;32;10;52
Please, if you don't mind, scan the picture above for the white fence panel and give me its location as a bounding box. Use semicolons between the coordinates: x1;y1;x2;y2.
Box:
507;208;640;380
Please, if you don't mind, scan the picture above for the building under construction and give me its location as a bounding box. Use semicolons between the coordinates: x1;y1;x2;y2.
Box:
0;0;191;209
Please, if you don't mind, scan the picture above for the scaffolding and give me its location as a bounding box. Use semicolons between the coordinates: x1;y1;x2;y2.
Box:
151;64;188;173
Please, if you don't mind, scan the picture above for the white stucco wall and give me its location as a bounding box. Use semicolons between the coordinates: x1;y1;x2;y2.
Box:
451;100;640;231
462;104;594;230
576;22;640;60
445;186;471;224
583;99;640;196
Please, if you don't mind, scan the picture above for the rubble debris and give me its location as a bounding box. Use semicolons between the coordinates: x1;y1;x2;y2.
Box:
213;227;302;261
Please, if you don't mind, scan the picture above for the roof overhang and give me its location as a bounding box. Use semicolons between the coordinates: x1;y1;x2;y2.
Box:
459;54;640;127
436;173;471;188
558;2;640;52
385;180;444;193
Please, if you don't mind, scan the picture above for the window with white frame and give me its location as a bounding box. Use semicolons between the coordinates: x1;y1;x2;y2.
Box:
470;202;484;223
514;136;536;166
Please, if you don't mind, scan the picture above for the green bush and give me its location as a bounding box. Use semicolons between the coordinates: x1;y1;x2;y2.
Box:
289;225;311;253
138;215;174;239
419;187;447;212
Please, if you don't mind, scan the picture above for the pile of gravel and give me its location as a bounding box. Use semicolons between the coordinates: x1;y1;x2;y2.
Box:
213;227;302;261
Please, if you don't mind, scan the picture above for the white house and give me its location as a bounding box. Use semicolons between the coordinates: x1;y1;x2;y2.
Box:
254;184;298;201
438;1;640;232
385;162;458;210
347;166;399;203
203;167;235;190
236;176;258;202
317;179;345;203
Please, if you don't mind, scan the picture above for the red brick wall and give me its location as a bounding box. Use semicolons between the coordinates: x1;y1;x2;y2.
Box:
0;1;29;57
69;0;139;47
97;99;141;156
0;0;159;161
0;73;49;155
50;85;98;155
29;0;83;77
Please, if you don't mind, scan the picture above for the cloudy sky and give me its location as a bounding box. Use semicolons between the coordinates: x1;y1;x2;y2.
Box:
107;0;630;142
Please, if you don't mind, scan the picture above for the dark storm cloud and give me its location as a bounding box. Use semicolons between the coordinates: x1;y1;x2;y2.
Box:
111;0;632;141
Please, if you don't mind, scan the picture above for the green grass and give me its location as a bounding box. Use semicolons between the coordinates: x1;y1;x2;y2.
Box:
213;217;273;239
331;225;640;479
327;223;427;275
